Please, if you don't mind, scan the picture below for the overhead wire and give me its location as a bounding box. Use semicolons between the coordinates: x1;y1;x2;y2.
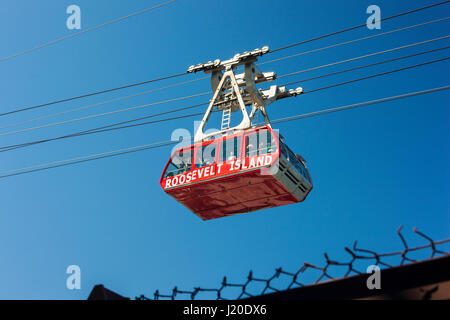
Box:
4;17;447;136
0;72;190;118
268;1;450;54
1;85;448;179
272;85;450;124
0;76;208;132
0;92;210;137
282;46;450;84
1;1;449;165
285;56;450;91
260;16;450;66
0;139;179;179
0;103;208;152
2;1;448;119
0;0;178;63
277;35;450;79
1;54;448;153
2;34;448;139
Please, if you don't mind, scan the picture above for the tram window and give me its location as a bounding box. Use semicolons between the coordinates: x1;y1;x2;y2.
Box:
284;144;312;184
280;142;288;159
195;142;217;168
164;149;192;179
245;130;278;157
220;136;241;162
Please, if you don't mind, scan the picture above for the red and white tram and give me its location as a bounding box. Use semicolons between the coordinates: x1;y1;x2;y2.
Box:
160;124;312;220
159;47;313;220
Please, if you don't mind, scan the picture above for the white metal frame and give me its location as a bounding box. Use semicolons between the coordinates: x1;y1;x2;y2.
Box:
187;47;303;143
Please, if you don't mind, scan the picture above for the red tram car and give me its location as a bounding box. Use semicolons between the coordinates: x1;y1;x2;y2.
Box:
160;125;312;220
159;47;313;220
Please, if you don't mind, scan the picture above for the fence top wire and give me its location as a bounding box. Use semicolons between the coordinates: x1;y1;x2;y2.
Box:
135;226;449;300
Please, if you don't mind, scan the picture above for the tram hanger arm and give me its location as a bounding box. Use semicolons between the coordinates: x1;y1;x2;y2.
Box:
187;47;270;74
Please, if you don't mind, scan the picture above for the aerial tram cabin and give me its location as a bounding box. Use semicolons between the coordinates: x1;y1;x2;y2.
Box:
160;47;313;220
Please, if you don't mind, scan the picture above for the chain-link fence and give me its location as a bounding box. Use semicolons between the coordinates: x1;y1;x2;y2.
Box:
135;226;449;300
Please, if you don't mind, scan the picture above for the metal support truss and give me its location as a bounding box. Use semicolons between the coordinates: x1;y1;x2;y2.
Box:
187;46;303;143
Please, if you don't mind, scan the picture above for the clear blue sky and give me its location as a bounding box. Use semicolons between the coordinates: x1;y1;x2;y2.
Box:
0;0;448;299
